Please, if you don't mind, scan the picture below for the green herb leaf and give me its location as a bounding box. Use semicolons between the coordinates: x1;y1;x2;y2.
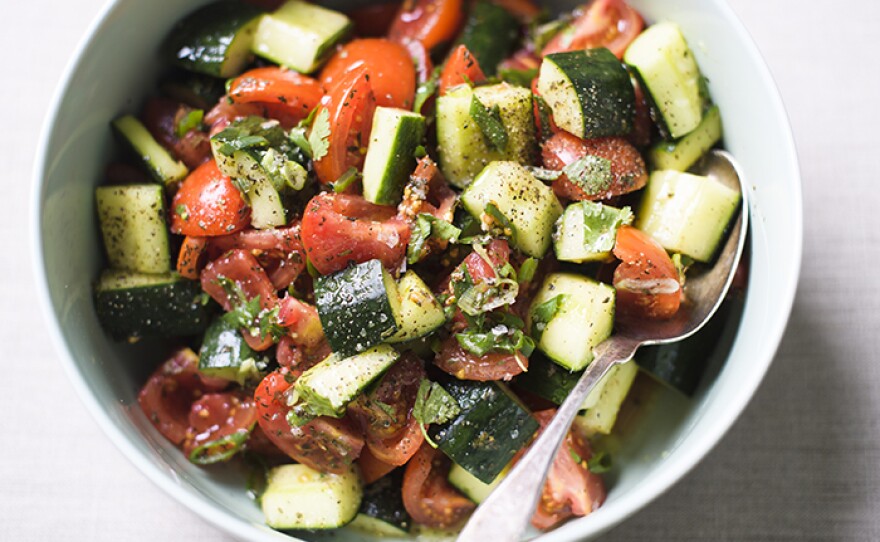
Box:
533;94;554;143
671;253;694;285
528;166;563;182
483;202;518;244
407;214;462;264
457;278;519;316
413;144;428;158
175;109;204;138
562;155;614;196
569;447;583;465
188;430;250;465
469;95;508;151
414;66;442;114
413;380;461;446
498;67;539;88
307;107;331;161
518;257;538;284
530;294;566;341
455;325;535;357
216;277;286;342
587;451;613;474
175;203;190;221
331;167;359;193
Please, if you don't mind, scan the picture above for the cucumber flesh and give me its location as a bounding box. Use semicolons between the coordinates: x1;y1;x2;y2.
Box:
574;360;639;437
96;184;170;274
553;201;633;263
448;463;505;504
113;115;188;184
261;464;362;530
362;107;426;205
387;271;446;343
649;105;722;172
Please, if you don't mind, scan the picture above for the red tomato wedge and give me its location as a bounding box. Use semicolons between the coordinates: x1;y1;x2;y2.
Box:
227;67;323;125
367;417;425;467
402;444;475;529
277;295;325;349
170;160;250;237
349;354;424;441
612;225;682;320
301;192;410;275
254;370;364;474
439;45;487;95
358;446;399;485
312;66;377;185
530;410;607;529
177;236;207;280
541;0;644;59
542;131;648;201
141;97;211;169
182;391;258;464
320;39;417;109
434;336;528;381
388;0;464;52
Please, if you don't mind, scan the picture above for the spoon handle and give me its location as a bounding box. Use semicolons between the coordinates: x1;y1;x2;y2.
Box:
455;336;642;542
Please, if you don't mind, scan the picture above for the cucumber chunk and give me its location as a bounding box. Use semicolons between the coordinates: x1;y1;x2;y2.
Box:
461;161;563;258
649;105;722;171
96;184;170;274
537;49;635;139
637;169;741;262
251;0;351;73
387;271;446;344
112;115;188;185
198;318;264;385
261;464;362;530
554;201;633;263
350;469;411;536
448;463;505;504
362;107;426;205
436;83;537;188
625;22;704;138
528;273;615;371
574;360;639;437
455;0;520;76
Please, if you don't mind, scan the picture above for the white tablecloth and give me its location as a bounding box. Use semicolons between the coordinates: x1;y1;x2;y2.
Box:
4;0;878;540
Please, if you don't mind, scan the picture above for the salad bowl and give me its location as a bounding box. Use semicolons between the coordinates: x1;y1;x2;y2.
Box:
33;0;801;540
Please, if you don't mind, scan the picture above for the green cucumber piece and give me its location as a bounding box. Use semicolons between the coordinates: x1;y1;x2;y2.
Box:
436;83;537;188
512;351;581;406
350;469;411;535
96;184;170;274
528;273;615;371
428;379;539;484
94;270;210;340
198;318;264;385
251;0;351;73
163;0;263;78
553;201;633;263
455;0;520;76
261;464;362;530
161;71;227;110
293;345;400;420
362;107;426;205
625;22;705;138
537;48;635;139
314;259;401;357
461;161;563;258
649;105;722;171
636;169;741;262
387;271;446;344
573;360;639;437
447;463;505;504
112;115;188;185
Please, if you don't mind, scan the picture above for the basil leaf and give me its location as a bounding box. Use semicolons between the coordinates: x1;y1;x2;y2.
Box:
562;155;614;196
469;95;508;151
455;325;535;357
533;94;554;143
483;202;518;245
188;430;250;465
413;380;461;426
307;107;331;161
414;66;442;114
407;214;462;265
175;109;204;138
530;294;567;341
457;278;518;316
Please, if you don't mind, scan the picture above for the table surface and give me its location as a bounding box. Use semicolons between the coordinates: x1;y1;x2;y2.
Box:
5;0;879;540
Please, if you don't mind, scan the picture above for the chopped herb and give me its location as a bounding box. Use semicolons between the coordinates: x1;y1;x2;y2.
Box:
307;107;331;161
672;253;694;285
519;257;538;283
188;430;249;465
569;447;583;464
456;277;518;316
413;144;428;158
455;325;535;357
587;451;613;474
216;276;286;342
483;202;517;244
413;67;441;114
528;166;563;182
175;203;190;221
469;95;508;151
562;155;614;196
498;67;539;88
304;256;320;279
531;294;566;341
175;109;204;138
331;167;359;193
413;379;461;447
407;214;462;264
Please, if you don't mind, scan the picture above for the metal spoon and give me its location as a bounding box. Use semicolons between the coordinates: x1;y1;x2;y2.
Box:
455;150;749;542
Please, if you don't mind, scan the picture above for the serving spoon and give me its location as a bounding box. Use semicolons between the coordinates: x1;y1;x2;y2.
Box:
456;150;749;542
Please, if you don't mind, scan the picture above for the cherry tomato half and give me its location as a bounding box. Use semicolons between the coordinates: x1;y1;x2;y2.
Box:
141;97;211;169
402;444;475;529
182;391;258;464
542;0;644;59
320;39;416;109
388;0;464;53
170;160;250;237
439;45;487;95
612;225;682;320
227;67;323;125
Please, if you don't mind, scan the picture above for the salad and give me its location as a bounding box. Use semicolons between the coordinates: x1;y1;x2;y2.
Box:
92;0;743;536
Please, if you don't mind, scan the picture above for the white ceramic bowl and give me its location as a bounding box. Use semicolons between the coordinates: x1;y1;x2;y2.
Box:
33;0;801;540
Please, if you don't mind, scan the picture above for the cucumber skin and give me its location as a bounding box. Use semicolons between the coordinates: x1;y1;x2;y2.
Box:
456;0;520;76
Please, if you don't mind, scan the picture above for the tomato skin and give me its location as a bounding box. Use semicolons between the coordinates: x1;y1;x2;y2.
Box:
358;446;399;484
141;97;212;169
227;67;323;124
388;0;464;52
276;335;331;379
254;370;365;474
402;444;475;529
137;349;228;446
542;131;648;201
277;295;325;349
367;416;425;466
434;336;528;381
530;409;606;529
491;0;541;21
320;39;416;109
541;0;644;59
312;66;377;185
347;2;403;37
177;236;207;280
439;45;487;95
170;161;251;237
612;226;682;320
182;391;258;462
301;192;410;275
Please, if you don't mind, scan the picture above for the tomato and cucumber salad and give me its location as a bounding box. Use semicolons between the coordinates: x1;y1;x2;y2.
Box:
93;0;744;536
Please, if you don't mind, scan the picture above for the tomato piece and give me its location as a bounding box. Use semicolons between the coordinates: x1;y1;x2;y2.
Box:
205;100;278;135
612;225;682;320
276;335;331;379
209;223;304;256
141;97;212;169
254;370;365;473
349;353;424;448
277;295;325;349
177;236;207;280
541;0;644;59
434;335;528;381
182;391;258;464
439;45;487;95
388;0;464;52
170;160;250;237
491;0;541;21
320;39;416;109
530;409;607;529
367;417;425;467
312;66;377;185
402;444;475;529
542;131;648;201
301;192;410;275
245;424;290;460
398;157;457;230
227;67;323;124
358;447;399;484
627;72;653;148
137;349;228;446
347;2;403;37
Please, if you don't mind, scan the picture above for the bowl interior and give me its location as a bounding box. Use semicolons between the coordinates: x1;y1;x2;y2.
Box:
34;0;800;540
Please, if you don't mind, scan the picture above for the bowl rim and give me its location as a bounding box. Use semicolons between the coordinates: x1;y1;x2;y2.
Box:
31;0;802;540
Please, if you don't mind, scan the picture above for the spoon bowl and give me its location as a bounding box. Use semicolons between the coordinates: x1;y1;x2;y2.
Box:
456;149;749;542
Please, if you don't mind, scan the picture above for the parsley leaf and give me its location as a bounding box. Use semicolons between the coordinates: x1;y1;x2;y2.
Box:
175;109;204;138
562;155;613;196
307;107;331;161
216;277;285;342
413;379;461;447
407;214;462;264
414;67;442;114
587;451;613;474
530;294;567;341
469;95;508;151
455;325;535;357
